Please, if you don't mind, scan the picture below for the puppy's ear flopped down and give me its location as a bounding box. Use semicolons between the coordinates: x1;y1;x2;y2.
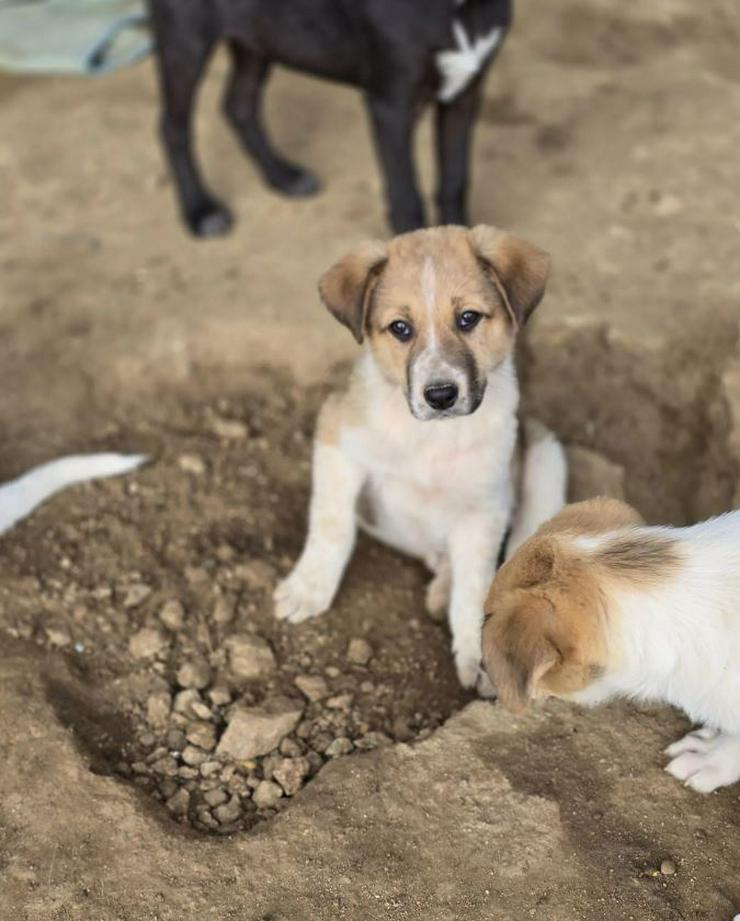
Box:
469;225;551;327
318;241;388;343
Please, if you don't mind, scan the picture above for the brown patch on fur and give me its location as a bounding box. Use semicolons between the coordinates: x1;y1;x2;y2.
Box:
595;533;680;582
482;531;609;713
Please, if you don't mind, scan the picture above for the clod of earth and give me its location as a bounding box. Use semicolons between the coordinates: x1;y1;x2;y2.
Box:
216;697;304;760
226;634;277;680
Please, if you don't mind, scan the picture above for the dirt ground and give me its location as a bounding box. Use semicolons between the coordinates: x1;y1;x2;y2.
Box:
1;0;740;918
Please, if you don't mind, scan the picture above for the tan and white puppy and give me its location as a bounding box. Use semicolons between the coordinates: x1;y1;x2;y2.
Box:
482;497;740;792
274;225;566;691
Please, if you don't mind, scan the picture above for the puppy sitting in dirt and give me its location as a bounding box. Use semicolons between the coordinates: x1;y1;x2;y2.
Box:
274;225;566;692
482;497;740;792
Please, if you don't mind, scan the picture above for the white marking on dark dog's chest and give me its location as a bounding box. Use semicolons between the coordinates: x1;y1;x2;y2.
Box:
436;18;503;103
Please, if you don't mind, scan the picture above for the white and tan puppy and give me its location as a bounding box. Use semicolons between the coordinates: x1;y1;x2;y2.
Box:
274;225;566;691
482;497;740;792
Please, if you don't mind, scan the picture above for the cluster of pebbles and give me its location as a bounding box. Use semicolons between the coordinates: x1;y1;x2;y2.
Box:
119;605;422;834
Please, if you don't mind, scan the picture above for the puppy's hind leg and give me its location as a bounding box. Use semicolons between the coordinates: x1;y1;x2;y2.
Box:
274;441;364;624
223;43;320;198
149;0;232;237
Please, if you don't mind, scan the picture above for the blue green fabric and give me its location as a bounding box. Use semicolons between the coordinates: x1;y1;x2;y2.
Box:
0;0;151;75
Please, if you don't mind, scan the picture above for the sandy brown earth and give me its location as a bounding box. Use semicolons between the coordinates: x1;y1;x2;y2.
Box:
1;0;740;918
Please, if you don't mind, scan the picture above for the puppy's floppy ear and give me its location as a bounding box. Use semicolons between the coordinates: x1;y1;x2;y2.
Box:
318;241;388;343
482;593;560;713
469;225;551;327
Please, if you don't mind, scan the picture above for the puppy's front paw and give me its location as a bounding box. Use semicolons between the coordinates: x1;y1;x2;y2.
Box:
273;565;336;624
665;728;740;793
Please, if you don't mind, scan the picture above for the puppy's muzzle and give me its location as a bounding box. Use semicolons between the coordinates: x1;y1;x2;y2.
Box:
424;382;459;411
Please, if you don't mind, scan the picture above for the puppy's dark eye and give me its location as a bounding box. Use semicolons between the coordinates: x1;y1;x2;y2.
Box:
389;319;413;342
457;310;482;332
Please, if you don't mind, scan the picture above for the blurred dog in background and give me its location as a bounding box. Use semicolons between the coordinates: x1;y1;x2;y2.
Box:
148;0;511;237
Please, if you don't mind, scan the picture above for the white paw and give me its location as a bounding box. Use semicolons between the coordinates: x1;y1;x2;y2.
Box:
273;565;336;624
454;646;482;690
665;728;740;793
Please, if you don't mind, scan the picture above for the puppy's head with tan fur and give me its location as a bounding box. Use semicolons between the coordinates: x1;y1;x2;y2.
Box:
319;225;550;420
481;498;653;713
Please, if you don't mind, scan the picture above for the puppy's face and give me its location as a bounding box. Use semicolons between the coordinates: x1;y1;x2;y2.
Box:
481;536;608;713
319;226;550;421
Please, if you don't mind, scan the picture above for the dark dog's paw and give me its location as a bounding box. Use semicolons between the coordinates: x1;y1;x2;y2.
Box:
186;201;233;238
268;165;321;198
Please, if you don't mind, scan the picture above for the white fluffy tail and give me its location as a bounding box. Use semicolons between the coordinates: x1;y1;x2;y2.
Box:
0;453;146;535
506;420;567;559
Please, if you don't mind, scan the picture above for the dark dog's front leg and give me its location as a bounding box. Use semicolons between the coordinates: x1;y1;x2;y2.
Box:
366;96;425;233
149;1;232;237
435;76;484;226
223;43;320;198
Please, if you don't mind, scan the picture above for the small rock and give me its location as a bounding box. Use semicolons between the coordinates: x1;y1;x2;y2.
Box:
166;729;187;751
326;694;353;711
212;595;235;625
253;780;283;810
203;787;228;808
186;721;217;751
347;638;373;666
279;737;304;757
46;628;72;648
305;751;324;774
166;788;190;817
354;731;392;751
216;697;304;760
173;689;206;718
159;779;178;800
177;453;206;475
234;559;276;592
177;659;212;690
660;859;676;876
146;691;172;728
208;685;232;707
310;732;333;754
325;666;341;679
226;635;276;681
200;761;222;778
181;745;208;767
129;627;168;659
152;756;179;777
159;599;185;631
272;757;311;796
210;415;249;440
123;583;152;609
294;674;328;702
214;795;242;825
325;737;354;758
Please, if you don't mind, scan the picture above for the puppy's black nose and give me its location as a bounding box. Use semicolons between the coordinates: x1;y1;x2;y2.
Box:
424;382;459;410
